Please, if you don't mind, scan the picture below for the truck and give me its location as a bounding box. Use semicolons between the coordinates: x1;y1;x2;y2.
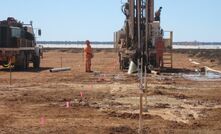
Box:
114;0;173;72
0;17;42;70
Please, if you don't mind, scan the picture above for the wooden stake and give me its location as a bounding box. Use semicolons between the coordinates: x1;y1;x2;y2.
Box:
144;66;148;111
138;59;144;134
10;64;12;85
9;58;12;85
139;92;143;134
61;57;63;68
144;66;147;89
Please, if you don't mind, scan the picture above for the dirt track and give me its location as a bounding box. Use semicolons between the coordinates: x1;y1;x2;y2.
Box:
0;49;221;134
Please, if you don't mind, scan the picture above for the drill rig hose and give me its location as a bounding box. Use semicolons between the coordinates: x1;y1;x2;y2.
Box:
121;3;129;18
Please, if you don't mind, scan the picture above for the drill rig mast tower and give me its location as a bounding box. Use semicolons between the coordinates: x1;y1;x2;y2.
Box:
115;0;169;71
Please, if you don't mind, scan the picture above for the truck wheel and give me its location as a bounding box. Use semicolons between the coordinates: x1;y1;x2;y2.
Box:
25;54;29;69
33;56;40;69
15;52;27;70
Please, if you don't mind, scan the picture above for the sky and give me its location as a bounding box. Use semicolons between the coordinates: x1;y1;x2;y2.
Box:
0;0;221;42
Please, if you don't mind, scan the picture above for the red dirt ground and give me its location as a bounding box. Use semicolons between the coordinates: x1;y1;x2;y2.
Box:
0;49;220;134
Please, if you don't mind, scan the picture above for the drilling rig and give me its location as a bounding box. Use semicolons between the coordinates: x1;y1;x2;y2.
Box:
114;0;173;72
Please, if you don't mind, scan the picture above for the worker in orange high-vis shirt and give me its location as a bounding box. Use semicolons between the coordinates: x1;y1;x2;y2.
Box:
156;37;165;67
84;40;94;72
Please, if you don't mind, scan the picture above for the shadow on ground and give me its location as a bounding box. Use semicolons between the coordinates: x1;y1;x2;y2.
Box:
0;67;53;72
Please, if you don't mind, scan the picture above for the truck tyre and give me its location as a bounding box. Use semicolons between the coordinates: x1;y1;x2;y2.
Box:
24;54;29;69
14;52;27;70
33;55;40;69
23;55;28;70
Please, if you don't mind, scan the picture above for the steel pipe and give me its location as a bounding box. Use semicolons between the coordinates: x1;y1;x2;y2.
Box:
49;67;71;73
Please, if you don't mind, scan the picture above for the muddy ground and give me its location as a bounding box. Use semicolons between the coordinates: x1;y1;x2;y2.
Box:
0;49;221;134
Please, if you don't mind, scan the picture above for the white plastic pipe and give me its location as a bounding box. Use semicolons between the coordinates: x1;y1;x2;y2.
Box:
49;67;71;73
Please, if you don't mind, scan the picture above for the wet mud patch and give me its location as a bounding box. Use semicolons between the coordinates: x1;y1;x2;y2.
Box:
107;111;160;120
108;125;138;134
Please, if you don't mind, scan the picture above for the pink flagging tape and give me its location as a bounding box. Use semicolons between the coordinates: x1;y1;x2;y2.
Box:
66;101;70;108
80;92;83;97
40;116;46;126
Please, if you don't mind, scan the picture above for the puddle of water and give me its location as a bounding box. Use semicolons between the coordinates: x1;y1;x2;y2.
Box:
182;71;221;81
206;71;221;79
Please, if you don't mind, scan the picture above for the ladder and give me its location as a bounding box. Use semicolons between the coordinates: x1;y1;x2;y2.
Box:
163;51;173;68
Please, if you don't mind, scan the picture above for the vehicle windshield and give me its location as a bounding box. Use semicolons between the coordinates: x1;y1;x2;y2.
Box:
10;27;21;38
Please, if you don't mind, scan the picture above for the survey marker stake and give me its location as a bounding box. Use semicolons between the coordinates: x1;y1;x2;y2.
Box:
40;115;46;126
61;57;63;68
9;57;12;86
66;101;70;108
80;92;83;97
